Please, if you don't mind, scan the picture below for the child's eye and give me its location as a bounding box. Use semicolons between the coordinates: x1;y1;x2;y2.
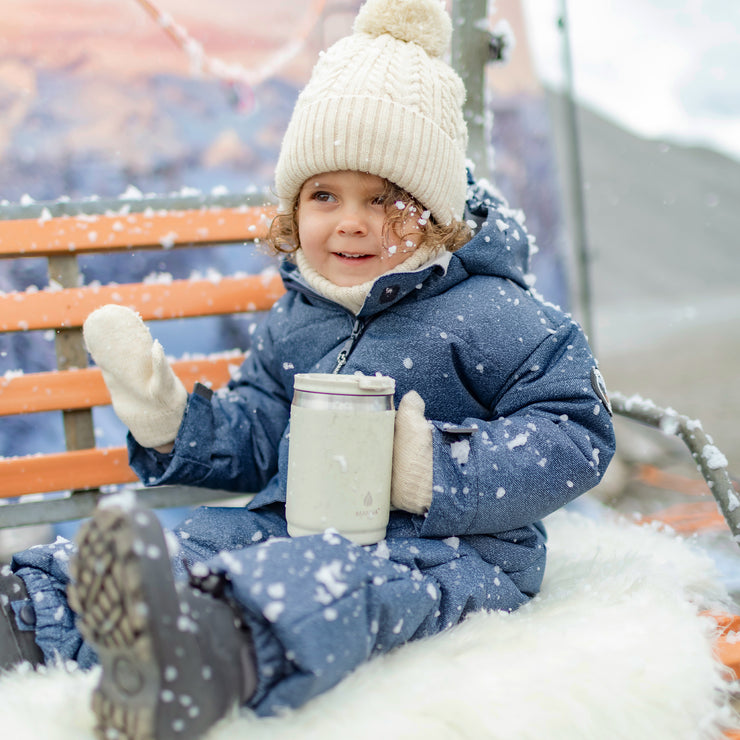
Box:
371;194;387;206
312;191;336;203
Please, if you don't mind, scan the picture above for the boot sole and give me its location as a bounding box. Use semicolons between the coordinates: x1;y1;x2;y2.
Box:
68;502;200;740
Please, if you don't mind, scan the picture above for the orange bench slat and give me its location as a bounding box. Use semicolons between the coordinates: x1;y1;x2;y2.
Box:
0;202;282;500
702;611;740;739
637;501;731;535
0;273;285;332
0;355;246;416
0;205;276;258
0;447;138;498
704;611;740;681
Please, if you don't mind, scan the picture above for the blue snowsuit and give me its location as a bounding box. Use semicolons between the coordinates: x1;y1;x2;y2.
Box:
12;185;615;716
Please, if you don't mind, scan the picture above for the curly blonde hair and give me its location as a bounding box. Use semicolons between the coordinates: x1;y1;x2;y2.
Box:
267;178;471;256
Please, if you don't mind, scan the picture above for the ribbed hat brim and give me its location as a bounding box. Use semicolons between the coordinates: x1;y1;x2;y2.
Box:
275;95;466;224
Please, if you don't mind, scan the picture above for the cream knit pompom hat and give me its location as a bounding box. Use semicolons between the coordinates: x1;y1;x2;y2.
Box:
274;0;468;225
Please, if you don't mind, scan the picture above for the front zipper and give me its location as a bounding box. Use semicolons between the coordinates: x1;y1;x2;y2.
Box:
281;271;370;374
333;318;365;373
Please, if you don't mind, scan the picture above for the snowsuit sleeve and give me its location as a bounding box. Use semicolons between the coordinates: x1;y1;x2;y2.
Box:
419;316;615;538
128;312;291;493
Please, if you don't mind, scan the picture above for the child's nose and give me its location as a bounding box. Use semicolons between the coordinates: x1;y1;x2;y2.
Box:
336;206;369;236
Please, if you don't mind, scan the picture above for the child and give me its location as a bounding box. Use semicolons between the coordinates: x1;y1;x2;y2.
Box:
0;1;615;738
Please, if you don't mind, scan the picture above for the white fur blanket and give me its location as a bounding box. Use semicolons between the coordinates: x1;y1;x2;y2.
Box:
1;509;737;740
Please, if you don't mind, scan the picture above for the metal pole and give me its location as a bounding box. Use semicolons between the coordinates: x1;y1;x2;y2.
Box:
451;0;492;180
558;0;595;346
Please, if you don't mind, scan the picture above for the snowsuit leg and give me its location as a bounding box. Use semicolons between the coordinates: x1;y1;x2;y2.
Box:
172;507;545;716
8;504;288;667
11;537;97;668
11;504;545;719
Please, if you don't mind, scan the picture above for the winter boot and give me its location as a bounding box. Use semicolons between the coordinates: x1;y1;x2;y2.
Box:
0;565;45;672
68;499;257;740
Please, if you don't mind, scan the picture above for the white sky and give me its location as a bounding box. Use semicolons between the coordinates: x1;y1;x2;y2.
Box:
521;0;740;161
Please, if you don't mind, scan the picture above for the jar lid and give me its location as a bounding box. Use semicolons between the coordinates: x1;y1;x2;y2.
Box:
293;373;396;396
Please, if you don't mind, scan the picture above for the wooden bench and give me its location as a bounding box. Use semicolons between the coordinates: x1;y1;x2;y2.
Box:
0;191;281;528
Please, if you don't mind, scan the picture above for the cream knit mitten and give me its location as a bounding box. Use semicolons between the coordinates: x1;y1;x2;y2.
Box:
391;391;434;514
83;305;187;449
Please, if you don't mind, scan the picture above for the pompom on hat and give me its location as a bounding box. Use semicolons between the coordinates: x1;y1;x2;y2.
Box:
274;0;468;225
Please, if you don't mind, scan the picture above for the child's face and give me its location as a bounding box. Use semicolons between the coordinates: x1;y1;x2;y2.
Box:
297;171;423;287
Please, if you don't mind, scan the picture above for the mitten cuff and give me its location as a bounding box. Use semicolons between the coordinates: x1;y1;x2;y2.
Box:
117;396;187;449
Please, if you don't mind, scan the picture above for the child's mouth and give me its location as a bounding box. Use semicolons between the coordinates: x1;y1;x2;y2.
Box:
335;253;372;260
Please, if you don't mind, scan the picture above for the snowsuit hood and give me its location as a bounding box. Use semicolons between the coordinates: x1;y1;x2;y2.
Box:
456;174;533;287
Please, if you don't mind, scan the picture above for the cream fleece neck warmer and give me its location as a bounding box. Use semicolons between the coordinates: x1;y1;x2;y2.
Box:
294;244;446;315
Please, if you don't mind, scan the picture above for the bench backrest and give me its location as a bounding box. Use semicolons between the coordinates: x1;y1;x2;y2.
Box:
0;193;281;523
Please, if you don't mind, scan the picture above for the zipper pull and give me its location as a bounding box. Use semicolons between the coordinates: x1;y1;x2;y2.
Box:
334;351;348;373
333;318;364;374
